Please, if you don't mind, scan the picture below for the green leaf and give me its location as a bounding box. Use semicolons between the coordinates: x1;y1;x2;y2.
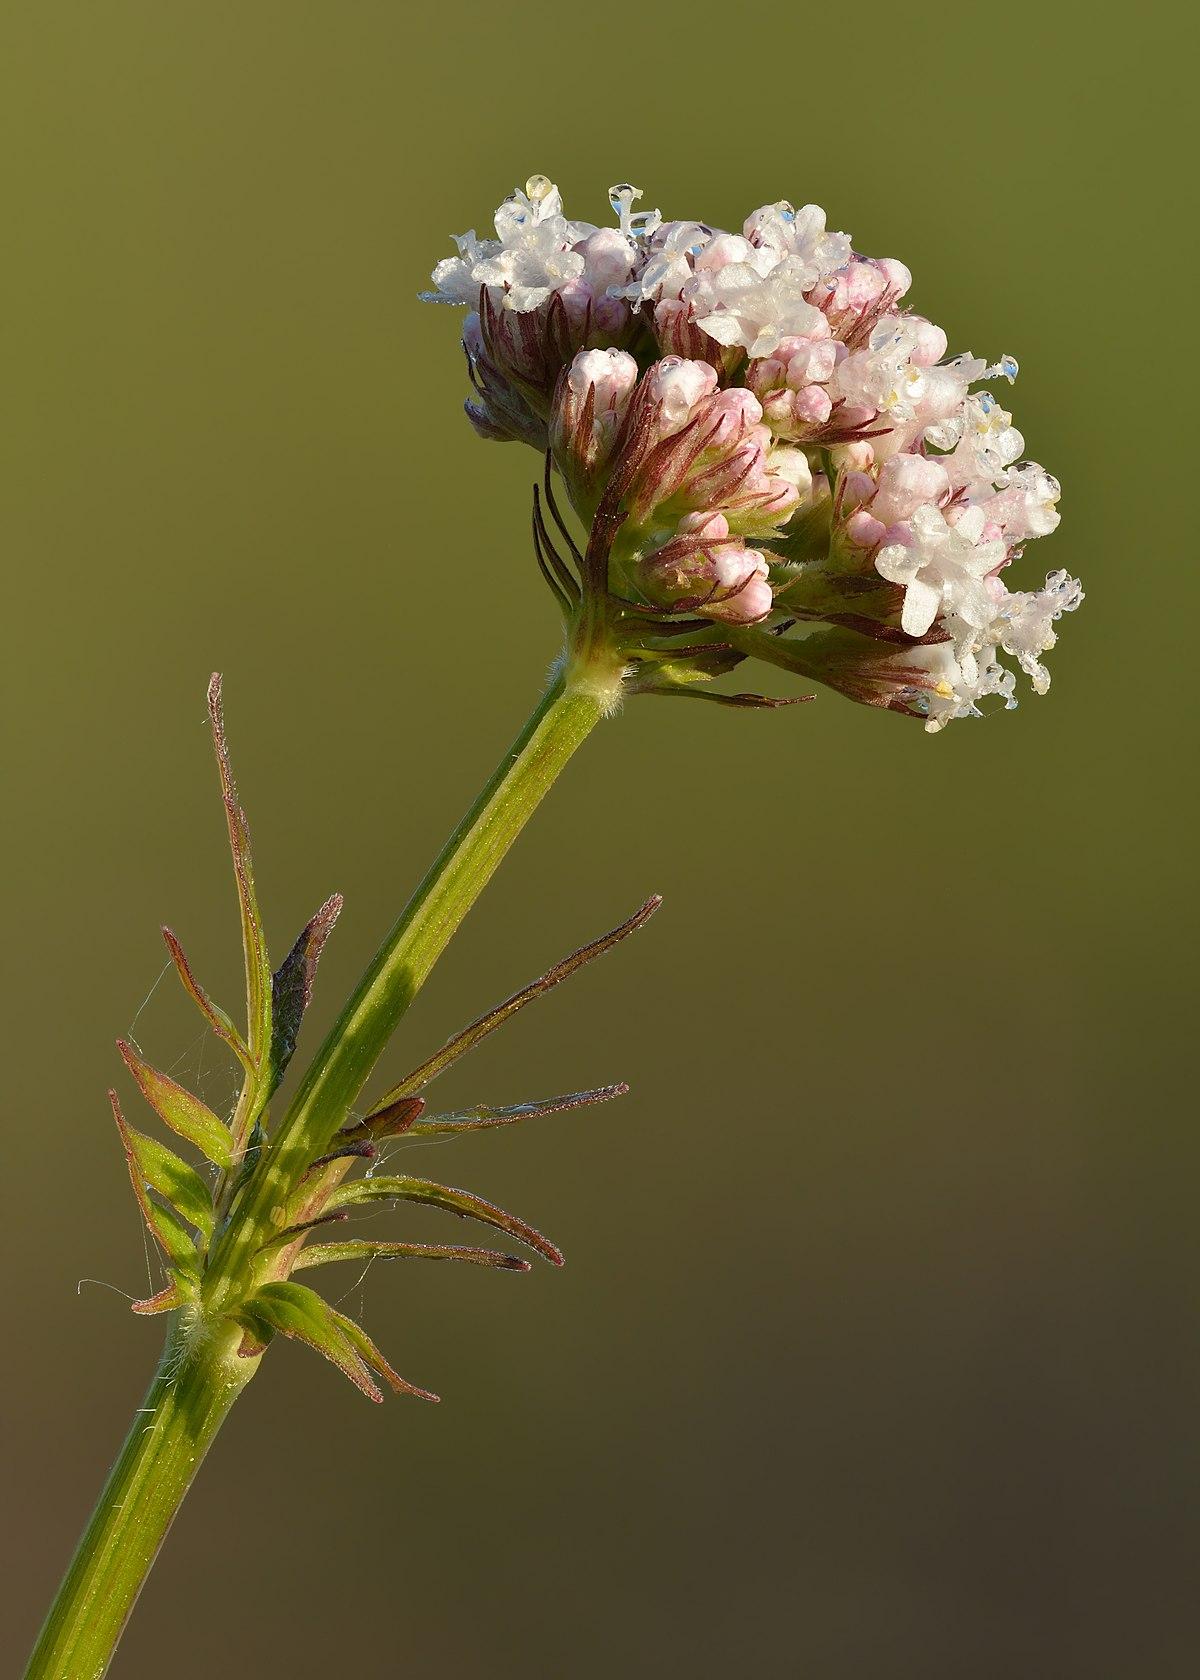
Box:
328;1307;438;1401
110;1091;201;1276
268;894;343;1095
292;1240;530;1273
120;1121;215;1240
366;896;661;1115
327;1175;564;1265
341;1094;425;1143
641;686;813;710
208;673;271;1066
161;926;251;1069
411;1083;628;1135
237;1282;383;1401
130;1279;190;1316
117;1040;234;1169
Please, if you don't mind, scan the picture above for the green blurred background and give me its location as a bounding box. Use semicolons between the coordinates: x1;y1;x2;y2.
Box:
3;4;1196;1675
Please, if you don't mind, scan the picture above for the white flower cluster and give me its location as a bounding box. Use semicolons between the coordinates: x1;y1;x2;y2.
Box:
424;177;1081;730
424;175;641;315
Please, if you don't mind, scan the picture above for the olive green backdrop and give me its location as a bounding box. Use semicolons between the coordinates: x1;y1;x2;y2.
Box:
3;4;1196;1676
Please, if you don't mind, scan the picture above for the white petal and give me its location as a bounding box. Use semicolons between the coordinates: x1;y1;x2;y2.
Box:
901;577;941;637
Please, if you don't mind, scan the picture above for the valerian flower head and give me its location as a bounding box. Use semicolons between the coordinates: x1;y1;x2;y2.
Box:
423;176;1081;729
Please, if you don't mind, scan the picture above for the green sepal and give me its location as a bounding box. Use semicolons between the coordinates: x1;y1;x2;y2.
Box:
110;1091;201;1277
118;1123;215;1240
326;1175;564;1266
117;1040;234;1169
268;894;343;1095
292;1240;530;1272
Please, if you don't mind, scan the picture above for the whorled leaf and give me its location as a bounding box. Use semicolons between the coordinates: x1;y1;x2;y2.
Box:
410;1083;628;1135
365;896;661;1117
235;1282;437;1403
330;1307;439;1402
292;1240;530;1273
118;1120;215;1240
110;1091;201;1280
641;686;814;709
341;1094;425;1143
268;894;343;1095
117;1039;234;1169
130;1280;190;1317
208;673;271;1066
236;1281;381;1399
161;926;250;1070
327;1175;564;1266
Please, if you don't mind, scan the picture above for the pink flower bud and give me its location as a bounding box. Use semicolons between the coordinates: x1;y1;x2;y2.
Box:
678;510;730;540
639;527;773;624
464;281;638;448
463;312;547;447
550;348;640;515
844;509;888;549
841;471;877;510
643;356;720;434
708;549;774;623
827;259;888;317
651;299;745;374
566;347;640;415
792;385;833;424
876;258;912;299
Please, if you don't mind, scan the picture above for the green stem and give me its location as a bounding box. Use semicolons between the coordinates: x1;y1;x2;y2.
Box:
211;663;608;1282
24;1323;255;1680
28;664;610;1678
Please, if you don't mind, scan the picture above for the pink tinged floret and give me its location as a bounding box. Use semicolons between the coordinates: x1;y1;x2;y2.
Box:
643;356;721;435
869;454;951;525
574;227;637;292
875;259;912;299
688;545;773;624
875;504;1007;637
909;318;949;367
567;347;640;413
